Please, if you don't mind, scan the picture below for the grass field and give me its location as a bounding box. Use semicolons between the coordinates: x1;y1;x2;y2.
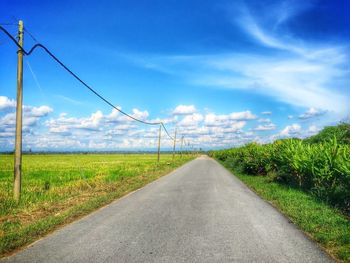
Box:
0;153;195;257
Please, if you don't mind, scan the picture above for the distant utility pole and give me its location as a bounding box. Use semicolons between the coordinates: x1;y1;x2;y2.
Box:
14;20;24;202
180;136;184;158
157;125;161;162
172;128;177;161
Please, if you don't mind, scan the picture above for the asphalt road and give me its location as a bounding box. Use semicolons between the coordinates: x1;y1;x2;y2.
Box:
2;156;333;263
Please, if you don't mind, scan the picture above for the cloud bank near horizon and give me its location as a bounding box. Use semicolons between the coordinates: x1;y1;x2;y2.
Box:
0;96;331;151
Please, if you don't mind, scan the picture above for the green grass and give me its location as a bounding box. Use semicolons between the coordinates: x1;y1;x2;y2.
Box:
220;160;350;262
0;153;195;257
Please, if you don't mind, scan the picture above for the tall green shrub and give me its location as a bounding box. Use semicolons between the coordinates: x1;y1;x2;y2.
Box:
210;128;350;214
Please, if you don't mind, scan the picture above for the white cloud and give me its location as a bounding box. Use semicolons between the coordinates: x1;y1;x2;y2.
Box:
49;126;71;135
55;95;82;105
204;113;228;126
258;118;270;123
298;107;326;120
46;107;151;135
0;98;327;151
229;110;256;120
140;48;349;115
150;116;177;125
130;3;349;116
0;96;16;111
238;10;302;54
254;123;276;131
280;124;301;137
0;104;53;135
132;108;149;120
197;54;349;113
78;111;103;130
204;110;256;127
173;105;196;115
26;105;53;117
261;111;271;115
204;113;220;126
307;125;320;135
233;1;315;56
226;3;350;114
273;1;314;27
178;113;203;127
228;121;246;132
106;108;120;122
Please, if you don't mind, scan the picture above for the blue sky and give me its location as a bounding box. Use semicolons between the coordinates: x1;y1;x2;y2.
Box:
0;0;349;150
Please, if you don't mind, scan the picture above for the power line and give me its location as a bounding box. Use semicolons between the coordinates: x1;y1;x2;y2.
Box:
161;123;174;140
26;59;43;92
24;27;39;43
25;57;48;104
0;16;18;27
0;25;177;140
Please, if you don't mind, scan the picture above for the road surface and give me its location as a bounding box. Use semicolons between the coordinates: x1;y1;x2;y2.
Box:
2;156;333;263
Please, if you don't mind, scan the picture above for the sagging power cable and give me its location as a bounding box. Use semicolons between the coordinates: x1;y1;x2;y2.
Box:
0;25;176;140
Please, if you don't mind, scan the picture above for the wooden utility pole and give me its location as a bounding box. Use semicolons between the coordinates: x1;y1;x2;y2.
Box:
172;128;177;161
14;20;24;202
157;125;161;162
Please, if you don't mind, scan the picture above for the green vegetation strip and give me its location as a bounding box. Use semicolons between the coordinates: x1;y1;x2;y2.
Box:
0;154;195;257
210;124;350;214
221;162;350;262
210;124;350;262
